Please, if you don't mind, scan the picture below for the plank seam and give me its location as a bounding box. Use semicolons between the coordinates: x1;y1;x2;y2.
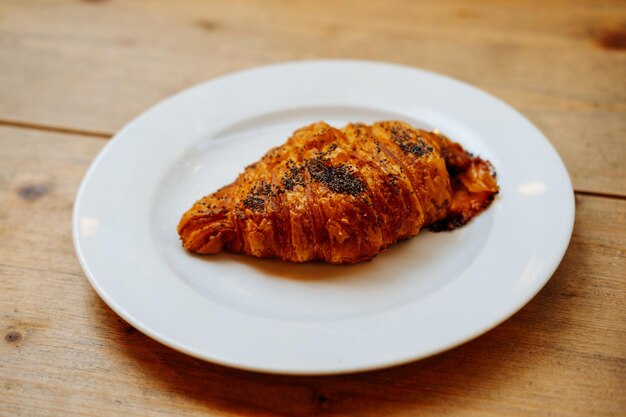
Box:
574;190;626;201
0;118;112;139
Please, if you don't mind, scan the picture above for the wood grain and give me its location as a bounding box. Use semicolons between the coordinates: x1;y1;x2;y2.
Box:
1;127;625;416
0;0;625;195
1;1;625;415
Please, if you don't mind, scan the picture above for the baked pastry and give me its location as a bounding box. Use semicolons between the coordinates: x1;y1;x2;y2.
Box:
178;121;498;264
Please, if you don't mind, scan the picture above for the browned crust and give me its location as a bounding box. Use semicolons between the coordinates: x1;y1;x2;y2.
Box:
177;121;499;264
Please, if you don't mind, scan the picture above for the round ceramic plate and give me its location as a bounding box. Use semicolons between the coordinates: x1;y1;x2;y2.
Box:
73;60;574;375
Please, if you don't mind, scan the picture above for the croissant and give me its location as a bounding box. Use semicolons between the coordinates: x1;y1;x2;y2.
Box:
178;121;498;264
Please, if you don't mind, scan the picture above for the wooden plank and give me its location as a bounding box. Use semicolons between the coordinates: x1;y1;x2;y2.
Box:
0;0;625;195
1;127;625;416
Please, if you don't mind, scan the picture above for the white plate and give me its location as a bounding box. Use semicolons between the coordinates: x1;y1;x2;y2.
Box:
73;60;574;375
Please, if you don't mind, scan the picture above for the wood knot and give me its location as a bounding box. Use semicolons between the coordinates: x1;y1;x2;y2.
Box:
596;29;626;51
17;184;49;201
312;391;332;410
5;330;22;344
198;19;218;31
457;9;478;18
124;325;137;335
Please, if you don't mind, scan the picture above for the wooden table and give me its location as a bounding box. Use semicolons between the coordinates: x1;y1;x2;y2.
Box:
1;1;624;415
